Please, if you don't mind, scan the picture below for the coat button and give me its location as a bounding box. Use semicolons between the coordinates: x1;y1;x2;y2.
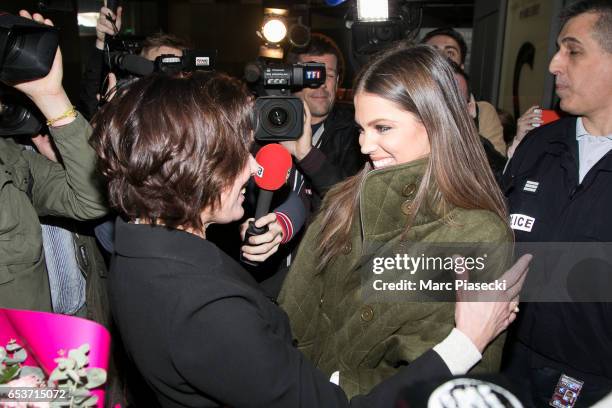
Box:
401;200;413;215
402;183;417;197
360;305;374;322
319;297;324;307
342;242;352;254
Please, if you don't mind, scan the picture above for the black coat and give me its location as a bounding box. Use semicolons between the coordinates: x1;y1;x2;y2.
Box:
109;219;451;407
296;103;366;215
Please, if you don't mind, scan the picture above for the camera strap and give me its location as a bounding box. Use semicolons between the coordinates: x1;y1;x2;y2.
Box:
312;122;325;148
292;123;326;194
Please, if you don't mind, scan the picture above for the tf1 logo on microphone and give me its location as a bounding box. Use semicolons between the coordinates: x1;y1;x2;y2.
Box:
256;165;264;178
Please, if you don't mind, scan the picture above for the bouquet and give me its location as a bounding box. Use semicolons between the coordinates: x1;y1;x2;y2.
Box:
0;309;110;408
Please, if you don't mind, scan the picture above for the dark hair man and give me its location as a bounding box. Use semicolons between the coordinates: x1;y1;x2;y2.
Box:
422;27;507;157
502;1;612;406
78;5;191;119
448;60;506;176
237;34;365;291
281;33;365;215
421;27;468;68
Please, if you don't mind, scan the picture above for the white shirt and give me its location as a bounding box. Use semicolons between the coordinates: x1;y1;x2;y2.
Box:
576;117;612;183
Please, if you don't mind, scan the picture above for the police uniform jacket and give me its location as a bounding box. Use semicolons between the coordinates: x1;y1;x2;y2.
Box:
279;158;512;398
502;116;612;380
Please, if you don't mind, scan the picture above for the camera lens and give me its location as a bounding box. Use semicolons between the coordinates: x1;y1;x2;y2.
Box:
268;107;288;127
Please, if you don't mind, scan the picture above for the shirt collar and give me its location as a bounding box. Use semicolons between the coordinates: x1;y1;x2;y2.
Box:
576;117;612;140
576;117;589;140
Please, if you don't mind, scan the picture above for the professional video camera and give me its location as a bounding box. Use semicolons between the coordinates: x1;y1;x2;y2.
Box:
106;35;144;55
0;11;59;136
245;60;325;142
0;85;44;136
97;49;217;105
108;49;217;77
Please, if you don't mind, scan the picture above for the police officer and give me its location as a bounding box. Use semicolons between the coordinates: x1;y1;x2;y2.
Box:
502;1;612;406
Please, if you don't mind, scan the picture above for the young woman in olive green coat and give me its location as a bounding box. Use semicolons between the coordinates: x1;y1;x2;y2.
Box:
279;44;514;398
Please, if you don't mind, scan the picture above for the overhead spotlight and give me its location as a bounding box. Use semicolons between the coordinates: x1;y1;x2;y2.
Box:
260;8;289;44
262;19;287;43
356;0;389;22
257;8;289;59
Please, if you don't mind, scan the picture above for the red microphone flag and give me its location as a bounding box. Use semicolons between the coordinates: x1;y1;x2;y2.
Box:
254;143;292;191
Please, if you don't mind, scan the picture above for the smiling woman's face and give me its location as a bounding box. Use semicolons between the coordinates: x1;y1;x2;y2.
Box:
354;91;430;170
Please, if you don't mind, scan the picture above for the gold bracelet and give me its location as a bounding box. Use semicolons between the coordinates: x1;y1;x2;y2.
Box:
46;106;77;127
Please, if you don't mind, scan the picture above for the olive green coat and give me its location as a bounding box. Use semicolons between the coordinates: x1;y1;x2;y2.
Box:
279;158;512;398
0;114;107;311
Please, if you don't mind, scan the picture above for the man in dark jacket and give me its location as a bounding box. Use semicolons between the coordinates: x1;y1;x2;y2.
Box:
501;1;612;406
242;33;366;289
238;35;365;290
281;33;366;216
450;60;506;177
78;4;189;119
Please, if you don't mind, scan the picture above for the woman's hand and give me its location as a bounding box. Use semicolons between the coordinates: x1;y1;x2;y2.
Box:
240;213;284;263
507;106;542;158
454;254;532;353
280;101;313;161
12;11;73;124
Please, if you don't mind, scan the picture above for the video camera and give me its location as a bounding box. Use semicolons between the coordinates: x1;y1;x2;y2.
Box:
108;49;216;77
0;85;44;136
101;49;217;100
245;60;325;142
0;11;59;136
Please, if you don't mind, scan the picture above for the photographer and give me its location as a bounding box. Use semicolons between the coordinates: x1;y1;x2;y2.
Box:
237;35;365;282
0;11;107;311
281;34;366;216
77;3;190;119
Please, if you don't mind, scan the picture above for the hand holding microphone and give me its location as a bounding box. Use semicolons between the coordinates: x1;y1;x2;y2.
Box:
240;144;292;266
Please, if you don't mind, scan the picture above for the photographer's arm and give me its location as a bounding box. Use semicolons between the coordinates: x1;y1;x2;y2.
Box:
15;11;107;220
282;102;364;195
14;12;73;126
297;133;363;195
77;6;122;119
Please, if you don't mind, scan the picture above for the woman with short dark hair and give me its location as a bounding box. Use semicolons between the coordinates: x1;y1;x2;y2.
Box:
90;70;526;407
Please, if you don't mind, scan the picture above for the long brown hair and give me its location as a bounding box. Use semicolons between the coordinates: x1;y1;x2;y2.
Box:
316;44;507;270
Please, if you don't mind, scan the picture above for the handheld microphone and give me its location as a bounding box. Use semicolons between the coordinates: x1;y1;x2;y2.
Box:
241;144;292;266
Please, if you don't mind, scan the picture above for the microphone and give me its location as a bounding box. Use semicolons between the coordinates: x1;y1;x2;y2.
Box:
253;143;292;218
241;144;292;266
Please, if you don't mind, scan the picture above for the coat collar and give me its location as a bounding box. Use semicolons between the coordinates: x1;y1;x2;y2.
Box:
114;217;222;270
359;157;434;238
